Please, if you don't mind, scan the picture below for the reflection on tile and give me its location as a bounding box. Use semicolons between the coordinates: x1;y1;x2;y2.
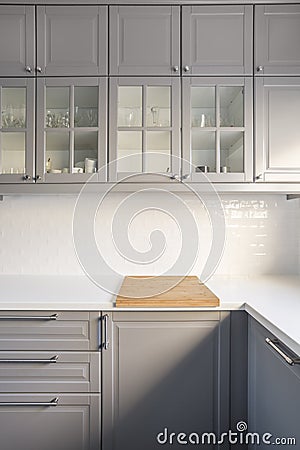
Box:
0;193;299;277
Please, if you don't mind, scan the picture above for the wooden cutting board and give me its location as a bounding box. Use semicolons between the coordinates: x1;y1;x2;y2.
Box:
116;276;220;307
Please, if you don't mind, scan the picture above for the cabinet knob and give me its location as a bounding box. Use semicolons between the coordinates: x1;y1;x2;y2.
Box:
183;65;190;73
255;174;263;180
257;66;263;73
25;66;32;73
172;65;179;73
23;174;31;181
35;175;42;181
36;66;43;74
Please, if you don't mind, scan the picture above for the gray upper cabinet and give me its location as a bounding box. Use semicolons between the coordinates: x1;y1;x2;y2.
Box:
102;311;230;450
255;5;300;76
255;77;300;182
182;6;253;76
248;317;300;447
0;6;35;77
109;6;180;76
0;78;35;184
37;6;107;76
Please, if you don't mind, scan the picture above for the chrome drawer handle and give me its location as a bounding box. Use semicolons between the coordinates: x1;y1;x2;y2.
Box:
101;314;109;350
0;397;59;407
265;338;300;366
0;314;58;321
0;356;58;364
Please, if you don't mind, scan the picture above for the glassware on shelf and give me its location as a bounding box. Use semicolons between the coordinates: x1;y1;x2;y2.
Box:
2;104;26;128
46;110;70;128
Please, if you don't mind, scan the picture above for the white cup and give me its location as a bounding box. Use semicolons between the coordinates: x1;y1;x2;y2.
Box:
84;158;97;173
72;167;83;174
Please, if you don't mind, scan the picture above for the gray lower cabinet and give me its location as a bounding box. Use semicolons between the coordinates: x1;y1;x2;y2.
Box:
255;5;300;76
0;394;101;450
182;6;253;76
0;6;35;77
102;311;230;450
248;317;300;449
255;77;300;182
0;311;100;350
0;310;102;450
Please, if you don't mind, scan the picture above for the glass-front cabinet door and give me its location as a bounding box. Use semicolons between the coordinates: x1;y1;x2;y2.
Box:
0;79;34;183
109;77;180;181
182;77;253;182
36;78;107;182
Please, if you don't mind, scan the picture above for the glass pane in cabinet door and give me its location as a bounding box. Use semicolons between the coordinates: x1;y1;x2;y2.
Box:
220;131;244;173
74;131;98;174
146;87;171;127
46;132;70;173
117;131;142;172
220;86;243;127
74;87;98;128
2;88;26;128
192;131;216;173
118;87;142;127
191;87;215;128
1;132;25;174
145;131;170;172
46;87;70;128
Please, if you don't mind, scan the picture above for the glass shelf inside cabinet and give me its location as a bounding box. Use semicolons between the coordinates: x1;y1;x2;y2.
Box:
220;86;243;128
191;87;215;128
74;87;98;128
46;87;70;128
118;86;142;128
146;86;171;128
1;88;26;129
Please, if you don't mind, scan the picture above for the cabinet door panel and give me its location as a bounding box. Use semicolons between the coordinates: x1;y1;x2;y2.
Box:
0;6;35;77
0;394;100;450
110;6;180;76
255;77;300;182
36;77;107;183
37;6;107;76
103;311;230;450
182;6;253;76
0;311;100;351
0;78;35;184
255;5;300;76
0;352;100;393
248;318;300;446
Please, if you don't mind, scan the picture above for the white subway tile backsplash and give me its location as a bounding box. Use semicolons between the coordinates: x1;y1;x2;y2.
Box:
0;193;299;277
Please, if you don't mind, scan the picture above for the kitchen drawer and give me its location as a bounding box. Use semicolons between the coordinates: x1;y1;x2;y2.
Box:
0;311;100;350
0;393;101;450
0;352;100;393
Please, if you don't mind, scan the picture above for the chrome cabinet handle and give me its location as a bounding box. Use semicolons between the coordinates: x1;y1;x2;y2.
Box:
0;397;59;407
35;175;42;181
36;66;43;73
265;338;300;366
101;314;109;350
0;314;58;320
172;65;179;73
183;65;190;73
25;66;32;73
23;174;31;181
0;356;58;364
255;174;262;180
257;65;263;72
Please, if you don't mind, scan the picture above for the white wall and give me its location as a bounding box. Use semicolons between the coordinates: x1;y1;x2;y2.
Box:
0;193;299;277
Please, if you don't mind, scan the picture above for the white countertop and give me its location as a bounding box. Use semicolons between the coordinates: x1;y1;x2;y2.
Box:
0;274;299;355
